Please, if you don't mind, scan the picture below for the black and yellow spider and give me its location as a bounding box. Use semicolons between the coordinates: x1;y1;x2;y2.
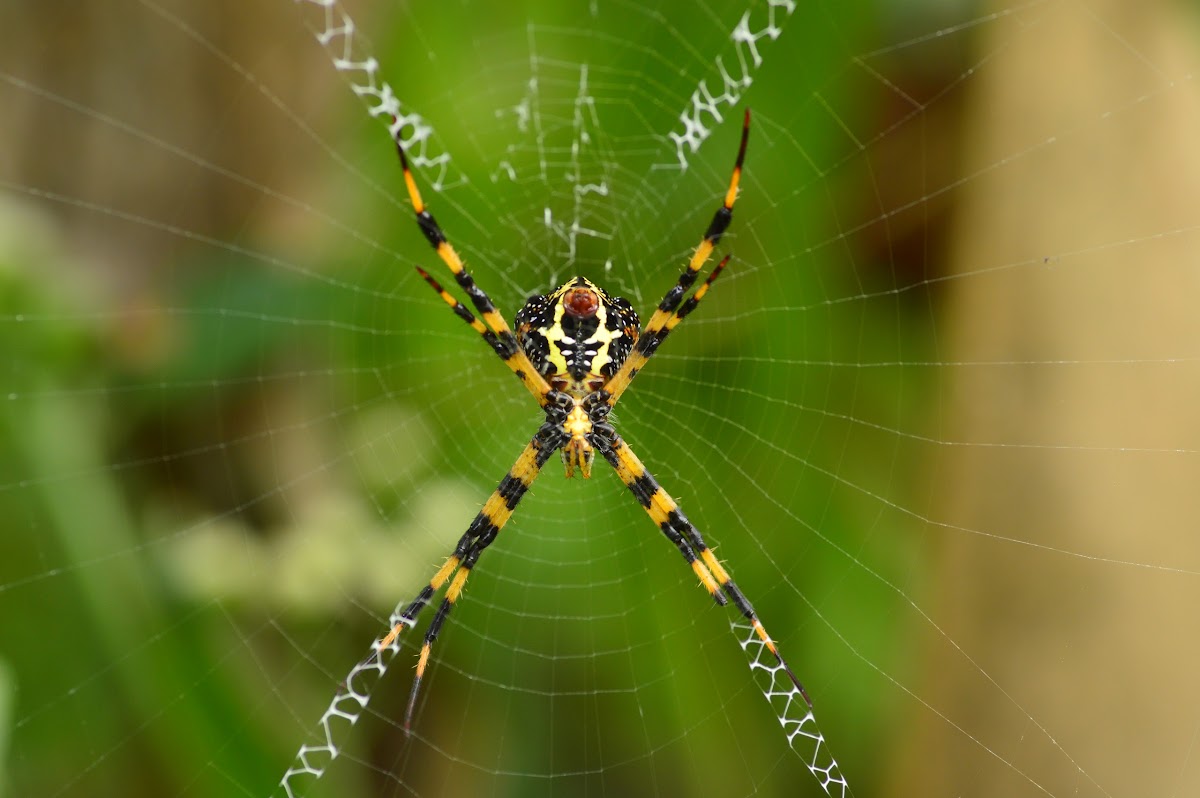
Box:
383;108;810;730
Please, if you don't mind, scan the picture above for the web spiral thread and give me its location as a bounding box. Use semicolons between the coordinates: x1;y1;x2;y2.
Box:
732;619;851;797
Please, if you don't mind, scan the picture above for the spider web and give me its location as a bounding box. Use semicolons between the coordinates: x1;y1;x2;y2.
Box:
3;1;1200;797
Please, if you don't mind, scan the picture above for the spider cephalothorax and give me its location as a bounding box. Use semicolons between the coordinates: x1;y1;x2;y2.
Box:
515;276;640;397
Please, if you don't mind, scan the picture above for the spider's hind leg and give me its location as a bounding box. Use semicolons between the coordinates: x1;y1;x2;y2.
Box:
400;419;566;731
591;425;727;607
598;429;812;707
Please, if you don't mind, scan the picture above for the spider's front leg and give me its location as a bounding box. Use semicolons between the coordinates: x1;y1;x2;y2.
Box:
396;139;554;408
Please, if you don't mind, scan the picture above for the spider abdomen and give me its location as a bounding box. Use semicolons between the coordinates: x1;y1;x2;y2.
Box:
515;276;639;397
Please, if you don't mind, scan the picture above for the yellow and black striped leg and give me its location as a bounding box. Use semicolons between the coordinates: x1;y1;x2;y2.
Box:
599;438;727;606
598;429;812;707
399;425;563;732
402;522;491;731
394;134;551;407
601;109;749;408
414;266;554;406
627;252;731;371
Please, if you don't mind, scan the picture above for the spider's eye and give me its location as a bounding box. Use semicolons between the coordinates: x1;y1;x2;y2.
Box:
563;287;599;318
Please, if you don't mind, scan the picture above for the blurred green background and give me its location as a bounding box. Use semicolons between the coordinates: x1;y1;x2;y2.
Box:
4;1;1200;797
